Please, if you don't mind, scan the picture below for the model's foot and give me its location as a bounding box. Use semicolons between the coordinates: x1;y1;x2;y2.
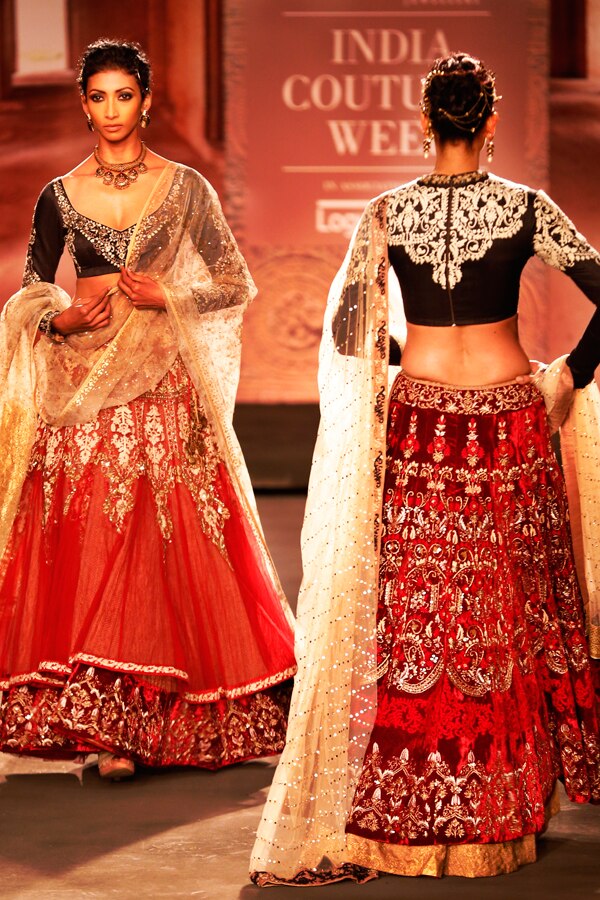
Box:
98;751;135;781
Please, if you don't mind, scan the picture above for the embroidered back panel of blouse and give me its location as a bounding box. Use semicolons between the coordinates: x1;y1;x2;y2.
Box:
386;173;600;328
387;175;532;326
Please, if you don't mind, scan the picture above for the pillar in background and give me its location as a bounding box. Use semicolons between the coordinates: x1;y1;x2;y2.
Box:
587;0;600;77
551;0;586;77
0;0;16;98
157;1;209;161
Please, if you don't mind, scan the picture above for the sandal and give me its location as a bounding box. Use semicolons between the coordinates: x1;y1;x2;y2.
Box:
98;751;135;781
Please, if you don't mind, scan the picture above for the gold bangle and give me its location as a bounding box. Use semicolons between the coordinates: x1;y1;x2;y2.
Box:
38;310;65;344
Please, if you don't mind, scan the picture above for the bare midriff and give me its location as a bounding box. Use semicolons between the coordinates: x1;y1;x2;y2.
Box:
400;315;531;386
74;273;121;299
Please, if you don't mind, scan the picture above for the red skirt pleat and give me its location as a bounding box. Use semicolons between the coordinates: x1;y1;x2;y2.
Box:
346;374;600;849
0;357;295;767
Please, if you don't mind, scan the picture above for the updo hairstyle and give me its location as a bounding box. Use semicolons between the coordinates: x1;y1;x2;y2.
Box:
77;39;152;97
421;53;499;143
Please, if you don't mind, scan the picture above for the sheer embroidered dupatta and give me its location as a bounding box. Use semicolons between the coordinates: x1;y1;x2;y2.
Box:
535;358;600;658
0;163;289;619
250;196;395;883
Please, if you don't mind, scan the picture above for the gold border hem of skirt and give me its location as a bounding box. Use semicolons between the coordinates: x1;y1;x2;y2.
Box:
345;833;536;878
344;785;560;878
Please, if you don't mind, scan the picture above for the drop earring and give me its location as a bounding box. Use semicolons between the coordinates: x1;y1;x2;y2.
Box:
486;137;495;163
423;125;433;159
86;114;94;133
140;110;151;128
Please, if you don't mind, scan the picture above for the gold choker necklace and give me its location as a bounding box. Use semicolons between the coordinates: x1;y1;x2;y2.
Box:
94;142;148;190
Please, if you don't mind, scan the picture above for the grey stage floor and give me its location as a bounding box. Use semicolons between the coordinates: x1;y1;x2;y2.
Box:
1;493;599;900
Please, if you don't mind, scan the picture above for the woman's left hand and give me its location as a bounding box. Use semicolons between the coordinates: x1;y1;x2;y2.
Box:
118;267;167;310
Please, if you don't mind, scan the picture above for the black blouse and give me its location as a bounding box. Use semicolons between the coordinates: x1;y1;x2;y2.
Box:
386;171;600;387
22;179;135;285
22;168;252;321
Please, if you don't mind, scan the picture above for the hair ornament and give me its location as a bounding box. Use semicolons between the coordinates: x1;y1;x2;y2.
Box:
437;91;494;134
421;54;501;137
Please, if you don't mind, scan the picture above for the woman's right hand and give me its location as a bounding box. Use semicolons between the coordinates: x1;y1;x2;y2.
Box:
53;288;112;336
547;362;575;433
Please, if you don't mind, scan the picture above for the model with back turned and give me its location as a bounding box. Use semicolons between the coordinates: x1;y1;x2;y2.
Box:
250;51;599;885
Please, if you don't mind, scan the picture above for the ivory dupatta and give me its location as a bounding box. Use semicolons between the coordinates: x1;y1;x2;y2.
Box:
251;195;392;880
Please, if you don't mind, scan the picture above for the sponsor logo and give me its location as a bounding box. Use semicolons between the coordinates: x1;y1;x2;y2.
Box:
315;199;368;238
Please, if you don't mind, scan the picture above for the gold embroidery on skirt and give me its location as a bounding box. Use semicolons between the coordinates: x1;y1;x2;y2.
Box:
377;400;588;698
27;357;231;559
0;671;293;766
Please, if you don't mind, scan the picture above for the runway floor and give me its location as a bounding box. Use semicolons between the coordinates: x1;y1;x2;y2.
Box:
1;494;599;900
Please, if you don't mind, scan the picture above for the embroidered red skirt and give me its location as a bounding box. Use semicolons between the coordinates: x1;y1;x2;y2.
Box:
345;373;600;877
0;357;295;768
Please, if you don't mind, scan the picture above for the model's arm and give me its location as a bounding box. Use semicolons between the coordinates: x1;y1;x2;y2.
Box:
185;178;255;313
22;184;65;287
533;191;600;387
332;198;403;362
23;182;112;337
119;176;255;314
333;278;402;363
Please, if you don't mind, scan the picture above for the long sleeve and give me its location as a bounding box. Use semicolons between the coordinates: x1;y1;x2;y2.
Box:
533;191;600;387
22;183;66;288
186;179;256;313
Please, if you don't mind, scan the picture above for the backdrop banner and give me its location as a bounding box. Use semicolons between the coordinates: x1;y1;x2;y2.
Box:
225;0;549;402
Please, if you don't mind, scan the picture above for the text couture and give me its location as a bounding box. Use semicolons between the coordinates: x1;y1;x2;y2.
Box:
281;28;451;157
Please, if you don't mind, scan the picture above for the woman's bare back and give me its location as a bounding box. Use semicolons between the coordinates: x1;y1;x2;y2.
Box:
400;315;531;386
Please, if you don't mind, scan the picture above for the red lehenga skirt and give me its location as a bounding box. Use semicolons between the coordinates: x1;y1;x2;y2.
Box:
345;373;600;877
0;356;295;768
